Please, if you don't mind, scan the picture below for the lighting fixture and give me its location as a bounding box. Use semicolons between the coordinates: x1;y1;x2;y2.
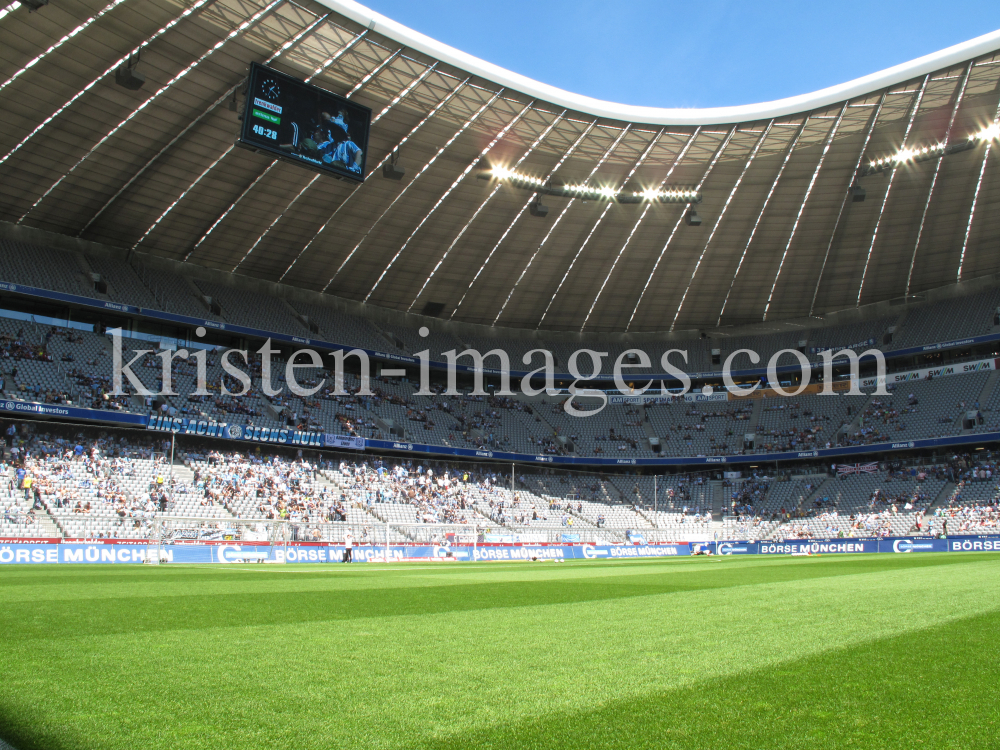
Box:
479;166;701;204
861;126;1000;178
977;123;999;142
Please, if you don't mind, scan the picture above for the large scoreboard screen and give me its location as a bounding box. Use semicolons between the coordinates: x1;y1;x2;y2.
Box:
237;62;371;182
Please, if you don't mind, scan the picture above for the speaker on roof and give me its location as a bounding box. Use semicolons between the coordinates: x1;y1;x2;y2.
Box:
115;65;145;90
852;185;866;202
685;210;702;226
529;200;548;218
382;163;405;180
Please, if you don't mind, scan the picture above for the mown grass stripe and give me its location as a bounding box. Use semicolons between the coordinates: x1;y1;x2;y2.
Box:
0;554;996;749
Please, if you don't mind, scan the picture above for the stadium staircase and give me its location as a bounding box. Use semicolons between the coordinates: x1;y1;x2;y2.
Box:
315;472;343;497
34;507;64;538
171;464;195;485
129;256;169;310
368;322;406;352
909;482;956;532
371;414;398;438
632;505;658;528
839;395;876;440
318;470;350;497
640;407;660;452
763;477;836;537
709;480;724;520
746;398;764;435
974;370;1000;416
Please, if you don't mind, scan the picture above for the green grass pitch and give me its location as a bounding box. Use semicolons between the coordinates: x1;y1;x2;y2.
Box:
2;553;999;749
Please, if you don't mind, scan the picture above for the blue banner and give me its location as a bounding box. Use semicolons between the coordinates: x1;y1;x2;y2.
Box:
1;536;998;564
947;536;1000;552
0;399;146;426
4;396;1000;467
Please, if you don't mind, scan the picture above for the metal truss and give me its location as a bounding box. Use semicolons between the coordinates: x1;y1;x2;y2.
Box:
179;29;370;260
906;64;972;294
0;0;127;96
538;126;663;328
855;74;929;306
80;12;331;238
363;90;514;302
0;2;20;23
956;87;1000;281
670;122;772;331
17;0;285;224
231;47;403;272
580;127;700;331
626;126;735;331
716;118;807;326
321;79;492;292
763;103;847;321
406;110;567;313
809;94;886;316
0;0;216;169
277;62;440;282
454;120;594;320
493;122;624;325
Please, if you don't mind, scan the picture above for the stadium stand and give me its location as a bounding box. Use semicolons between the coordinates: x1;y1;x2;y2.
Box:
1;241;1000;379
4;417;998;546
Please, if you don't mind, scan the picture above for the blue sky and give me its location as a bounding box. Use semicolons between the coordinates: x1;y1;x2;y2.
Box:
359;0;1000;108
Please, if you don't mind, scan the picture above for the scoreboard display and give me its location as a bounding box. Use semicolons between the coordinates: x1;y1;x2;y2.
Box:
237;62;371;183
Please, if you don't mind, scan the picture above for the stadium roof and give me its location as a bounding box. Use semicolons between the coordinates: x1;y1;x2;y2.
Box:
1;0;1000;333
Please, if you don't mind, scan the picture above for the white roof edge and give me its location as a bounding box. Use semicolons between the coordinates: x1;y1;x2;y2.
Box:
316;0;1000;125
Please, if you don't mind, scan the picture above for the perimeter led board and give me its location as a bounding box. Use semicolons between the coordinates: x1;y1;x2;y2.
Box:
237;62;371;182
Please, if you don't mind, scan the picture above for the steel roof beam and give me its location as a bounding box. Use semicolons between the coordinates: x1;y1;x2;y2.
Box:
232;47;403;271
278;61;440;281
0;0;128;97
581;127;700;331
906;63;973;294
0;2;19;23
179;29;370;260
809;94;886;316
18;0;286;224
670;122;773;331
855;74;930;306
538;126;664;328
450;118;593;320
318;74;472;290
493;121;624;325
403;103;554;312
716;117;808;326
363;90;511;301
0;0;216;170
407;110;567;313
626;126;735;331
320;80;495;292
956;87;1000;281
80;12;331;238
763;102;847;321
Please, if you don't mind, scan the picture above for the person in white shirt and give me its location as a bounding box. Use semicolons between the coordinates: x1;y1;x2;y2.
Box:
343;530;354;563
